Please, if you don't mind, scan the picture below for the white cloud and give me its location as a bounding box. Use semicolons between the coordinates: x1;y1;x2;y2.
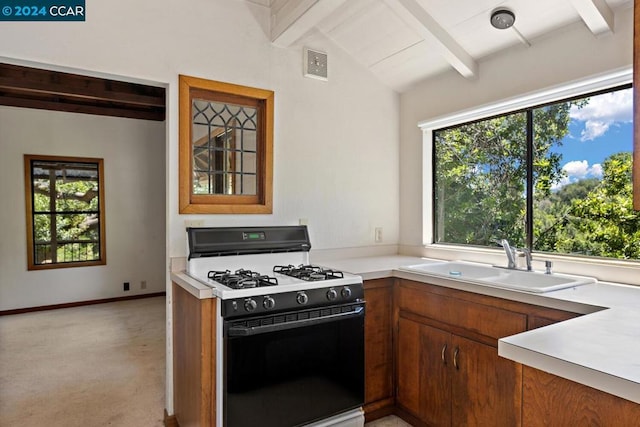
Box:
569;88;632;141
551;160;602;191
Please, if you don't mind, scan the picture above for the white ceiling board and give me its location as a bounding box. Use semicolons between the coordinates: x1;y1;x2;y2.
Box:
322;1;422;67
316;0;375;34
412;0;507;28
383;0;478;78
260;0;634;92
271;0;349;47
370;40;451;90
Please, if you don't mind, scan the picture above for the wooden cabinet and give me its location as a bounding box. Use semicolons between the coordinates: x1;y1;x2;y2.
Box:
395;279;526;427
397;317;450;426
172;282;216;427
363;278;395;420
523;366;640;426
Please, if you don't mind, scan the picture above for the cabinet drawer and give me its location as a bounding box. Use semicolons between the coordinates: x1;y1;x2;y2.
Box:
398;285;526;340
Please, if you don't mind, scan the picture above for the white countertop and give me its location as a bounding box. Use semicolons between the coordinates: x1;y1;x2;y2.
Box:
171;254;640;405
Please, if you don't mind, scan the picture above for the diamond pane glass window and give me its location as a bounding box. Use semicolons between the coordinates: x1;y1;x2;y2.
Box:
179;75;273;214
191;100;258;196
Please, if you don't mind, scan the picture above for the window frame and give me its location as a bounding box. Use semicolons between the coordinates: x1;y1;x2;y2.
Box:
418;69;640;282
178;75;274;214
24;154;106;270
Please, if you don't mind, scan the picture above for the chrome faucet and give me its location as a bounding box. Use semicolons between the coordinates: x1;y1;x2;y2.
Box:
499;239;532;271
500;239;517;269
519;248;532;271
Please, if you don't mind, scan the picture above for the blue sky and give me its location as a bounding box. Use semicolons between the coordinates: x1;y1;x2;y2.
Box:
548;87;632;190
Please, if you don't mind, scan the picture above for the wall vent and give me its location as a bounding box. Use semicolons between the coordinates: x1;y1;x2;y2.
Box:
303;48;328;81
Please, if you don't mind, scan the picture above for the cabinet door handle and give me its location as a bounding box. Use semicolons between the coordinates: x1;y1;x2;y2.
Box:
441;343;447;365
453;347;460;370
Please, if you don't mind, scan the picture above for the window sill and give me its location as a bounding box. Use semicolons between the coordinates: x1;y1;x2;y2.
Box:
420;244;640;288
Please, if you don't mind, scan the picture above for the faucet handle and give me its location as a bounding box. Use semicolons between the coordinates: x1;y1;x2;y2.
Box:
544;260;553;274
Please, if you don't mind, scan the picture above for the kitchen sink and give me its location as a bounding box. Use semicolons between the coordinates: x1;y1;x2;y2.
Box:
490;268;596;292
399;261;596;293
401;261;508;280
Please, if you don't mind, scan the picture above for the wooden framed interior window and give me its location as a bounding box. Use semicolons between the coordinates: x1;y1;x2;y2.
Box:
24;155;106;270
179;75;274;214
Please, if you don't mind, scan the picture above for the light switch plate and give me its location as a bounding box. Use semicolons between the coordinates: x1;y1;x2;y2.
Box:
304;47;328;81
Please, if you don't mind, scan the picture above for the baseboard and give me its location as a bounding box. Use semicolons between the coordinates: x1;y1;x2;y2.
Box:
364;402;395;423
0;292;166;316
164;409;179;427
393;407;426;427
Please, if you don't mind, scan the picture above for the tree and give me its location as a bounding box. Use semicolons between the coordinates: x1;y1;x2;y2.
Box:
434;103;575;248
540;152;640;259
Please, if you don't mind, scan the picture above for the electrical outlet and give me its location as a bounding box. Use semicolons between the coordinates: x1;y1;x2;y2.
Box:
141;280;147;290
123;282;130;291
375;227;383;243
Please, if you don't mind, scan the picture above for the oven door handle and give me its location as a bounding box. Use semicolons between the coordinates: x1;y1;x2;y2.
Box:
227;306;364;337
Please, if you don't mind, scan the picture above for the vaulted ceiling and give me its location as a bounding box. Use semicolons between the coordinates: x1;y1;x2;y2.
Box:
263;0;633;92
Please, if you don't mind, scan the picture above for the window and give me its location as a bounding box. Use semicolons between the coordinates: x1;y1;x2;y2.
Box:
432;84;639;260
24;155;106;270
179;75;273;214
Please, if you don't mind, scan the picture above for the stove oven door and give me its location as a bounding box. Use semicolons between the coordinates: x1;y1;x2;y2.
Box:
223;303;365;427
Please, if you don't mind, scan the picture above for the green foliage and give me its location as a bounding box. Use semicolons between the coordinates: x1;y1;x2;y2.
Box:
32;176;100;263
435;97;638;261
435;103;574;248
535;153;640;259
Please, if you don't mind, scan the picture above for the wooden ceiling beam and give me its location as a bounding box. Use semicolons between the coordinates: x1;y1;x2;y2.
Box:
0;63;165;121
570;0;614;36
0;94;164;121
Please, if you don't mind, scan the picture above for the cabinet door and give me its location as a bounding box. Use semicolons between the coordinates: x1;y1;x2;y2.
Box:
397;316;421;417
523;366;640;426
364;280;394;410
451;335;522;427
419;323;452;427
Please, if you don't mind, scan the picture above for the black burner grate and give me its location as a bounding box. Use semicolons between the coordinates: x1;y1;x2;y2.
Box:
207;269;278;289
273;264;344;281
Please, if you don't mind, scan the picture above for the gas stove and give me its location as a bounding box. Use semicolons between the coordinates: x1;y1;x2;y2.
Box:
185;226;365;427
185;226;364;317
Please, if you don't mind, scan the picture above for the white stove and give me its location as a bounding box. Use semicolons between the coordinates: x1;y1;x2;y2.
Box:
185;226;363;320
184;226;365;427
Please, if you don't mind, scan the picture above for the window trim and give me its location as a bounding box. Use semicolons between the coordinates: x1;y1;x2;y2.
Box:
417;69;640;285
24;154;106;270
419;68;632;247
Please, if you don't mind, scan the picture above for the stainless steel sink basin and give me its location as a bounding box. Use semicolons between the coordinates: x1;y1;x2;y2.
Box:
399;261;596;293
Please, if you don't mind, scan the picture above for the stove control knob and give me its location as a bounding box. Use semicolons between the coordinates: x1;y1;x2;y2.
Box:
296;291;309;305
326;288;338;301
341;287;352;299
244;298;257;312
263;296;276;310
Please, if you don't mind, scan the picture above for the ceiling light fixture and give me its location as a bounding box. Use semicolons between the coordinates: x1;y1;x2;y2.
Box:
490;9;515;30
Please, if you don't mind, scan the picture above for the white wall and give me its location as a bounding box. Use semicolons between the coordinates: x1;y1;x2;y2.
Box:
0;0;399;258
0;0;400;414
0;107;166;311
399;7;633;250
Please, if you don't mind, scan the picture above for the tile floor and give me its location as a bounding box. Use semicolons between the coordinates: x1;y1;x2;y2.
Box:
365;415;413;427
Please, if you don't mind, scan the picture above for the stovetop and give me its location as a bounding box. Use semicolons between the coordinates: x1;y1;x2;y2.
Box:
188;257;362;300
184;226;363;306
